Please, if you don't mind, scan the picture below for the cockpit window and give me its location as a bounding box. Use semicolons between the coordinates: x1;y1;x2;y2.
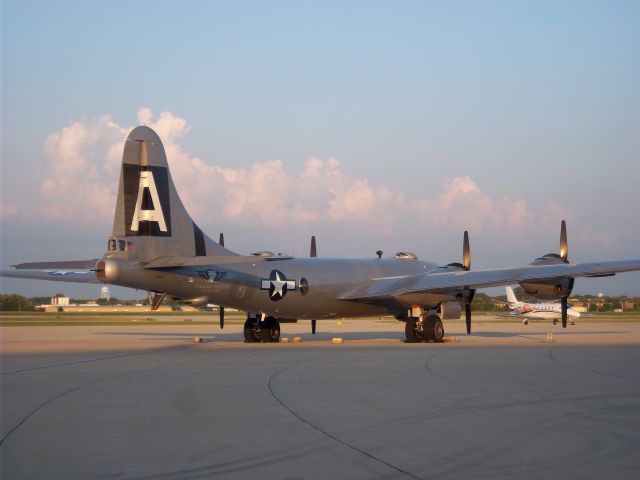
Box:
107;237;128;252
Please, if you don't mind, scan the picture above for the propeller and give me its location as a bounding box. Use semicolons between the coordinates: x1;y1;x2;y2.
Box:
310;236;317;334
560;220;568;262
310;235;317;258
560;220;569;328
463;230;471;271
462;231;473;334
524;220;574;328
218;232;225;329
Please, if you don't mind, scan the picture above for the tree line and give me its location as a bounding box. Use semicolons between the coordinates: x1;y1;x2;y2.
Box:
1;291;638;312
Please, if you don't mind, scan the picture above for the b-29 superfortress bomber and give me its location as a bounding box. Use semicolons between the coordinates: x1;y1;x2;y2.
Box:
3;126;639;343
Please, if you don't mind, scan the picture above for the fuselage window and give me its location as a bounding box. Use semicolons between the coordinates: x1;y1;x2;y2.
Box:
118;240;126;251
108;239;117;252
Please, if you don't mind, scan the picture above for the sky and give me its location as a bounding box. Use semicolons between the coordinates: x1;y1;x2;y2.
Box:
1;0;639;299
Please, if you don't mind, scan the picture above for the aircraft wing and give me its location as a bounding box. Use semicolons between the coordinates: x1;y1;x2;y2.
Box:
340;259;640;301
0;269;100;284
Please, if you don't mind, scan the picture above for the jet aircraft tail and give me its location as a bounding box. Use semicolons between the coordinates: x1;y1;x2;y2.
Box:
110;126;234;259
505;286;518;306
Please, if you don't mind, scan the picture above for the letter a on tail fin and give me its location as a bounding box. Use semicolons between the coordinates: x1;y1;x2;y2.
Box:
111;126;236;259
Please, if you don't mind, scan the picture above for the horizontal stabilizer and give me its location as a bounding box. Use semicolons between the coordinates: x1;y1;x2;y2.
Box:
12;259;99;270
0;269;100;283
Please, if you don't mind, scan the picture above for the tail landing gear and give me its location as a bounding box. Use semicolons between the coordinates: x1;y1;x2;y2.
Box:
243;315;281;343
405;313;445;343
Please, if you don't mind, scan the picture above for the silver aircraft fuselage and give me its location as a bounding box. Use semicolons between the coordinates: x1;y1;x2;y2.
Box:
99;253;440;319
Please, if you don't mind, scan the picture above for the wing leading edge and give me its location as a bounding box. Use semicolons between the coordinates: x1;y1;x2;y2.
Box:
339;259;640;301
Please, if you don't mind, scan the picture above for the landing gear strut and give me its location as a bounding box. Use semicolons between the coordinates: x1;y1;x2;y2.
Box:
243;315;281;343
405;313;445;343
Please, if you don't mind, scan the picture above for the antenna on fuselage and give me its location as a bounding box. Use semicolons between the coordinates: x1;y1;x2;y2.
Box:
376;250;383;259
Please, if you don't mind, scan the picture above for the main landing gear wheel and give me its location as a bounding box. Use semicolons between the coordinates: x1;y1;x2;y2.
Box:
243;316;262;343
405;314;445;343
261;316;281;343
405;317;425;343
424;314;445;342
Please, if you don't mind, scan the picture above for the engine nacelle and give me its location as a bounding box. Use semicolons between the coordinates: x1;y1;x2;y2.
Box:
530;253;568;267
440;301;462;320
95;259;122;283
519;278;573;300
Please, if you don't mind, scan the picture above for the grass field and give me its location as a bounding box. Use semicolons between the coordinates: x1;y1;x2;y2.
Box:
1;310;639;327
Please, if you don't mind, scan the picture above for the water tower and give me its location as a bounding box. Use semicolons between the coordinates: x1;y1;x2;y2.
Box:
100;286;111;301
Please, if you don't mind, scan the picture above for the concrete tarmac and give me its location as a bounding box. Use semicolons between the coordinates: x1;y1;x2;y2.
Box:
2;320;640;479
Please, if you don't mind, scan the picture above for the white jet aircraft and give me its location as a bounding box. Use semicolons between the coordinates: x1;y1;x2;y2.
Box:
505;286;580;326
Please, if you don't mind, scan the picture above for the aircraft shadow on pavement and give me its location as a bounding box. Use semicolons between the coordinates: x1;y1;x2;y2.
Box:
471;330;620;337
95;330;406;342
94;329;623;343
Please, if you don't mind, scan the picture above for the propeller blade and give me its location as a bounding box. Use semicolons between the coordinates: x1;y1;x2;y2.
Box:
220;306;225;329
560;220;568;261
310;236;317;257
465;303;472;334
561;297;568;328
463;231;471;270
219;233;225;247
312;319;316;334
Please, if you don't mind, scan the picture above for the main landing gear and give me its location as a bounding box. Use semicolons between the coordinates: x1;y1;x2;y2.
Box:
405;313;445;343
553;318;575;326
243;314;281;343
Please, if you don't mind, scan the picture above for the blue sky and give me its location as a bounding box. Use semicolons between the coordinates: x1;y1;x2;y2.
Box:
2;0;639;298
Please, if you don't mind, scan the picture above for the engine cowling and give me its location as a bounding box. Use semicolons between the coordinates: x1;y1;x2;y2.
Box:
95;259;122;283
519;278;574;300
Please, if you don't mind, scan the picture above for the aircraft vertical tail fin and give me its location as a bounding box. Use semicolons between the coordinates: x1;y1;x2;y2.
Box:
111;126;235;259
505;286;518;306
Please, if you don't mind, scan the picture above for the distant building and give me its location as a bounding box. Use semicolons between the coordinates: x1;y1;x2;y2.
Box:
100;286;111;301
50;295;69;306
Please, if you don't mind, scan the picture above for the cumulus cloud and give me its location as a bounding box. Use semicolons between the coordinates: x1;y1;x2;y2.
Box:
41;115;127;221
0;202;18;218
39;108;561;238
